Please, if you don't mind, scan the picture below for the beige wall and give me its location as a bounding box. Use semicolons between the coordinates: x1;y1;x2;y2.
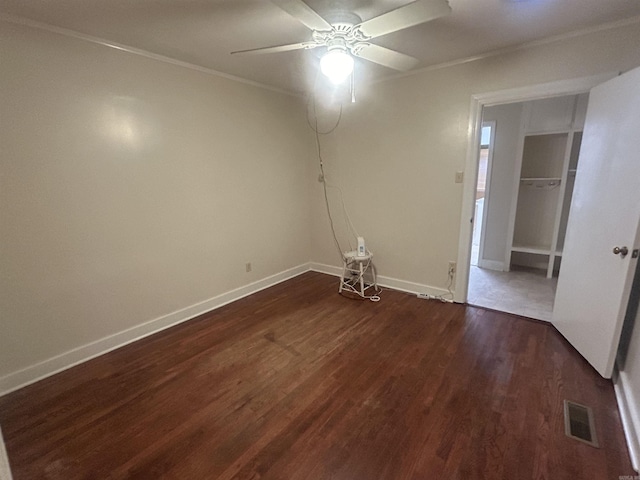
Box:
0;21;313;380
310;22;640;293
478;103;523;269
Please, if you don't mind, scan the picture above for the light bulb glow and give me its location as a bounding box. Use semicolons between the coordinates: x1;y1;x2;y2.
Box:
320;49;354;84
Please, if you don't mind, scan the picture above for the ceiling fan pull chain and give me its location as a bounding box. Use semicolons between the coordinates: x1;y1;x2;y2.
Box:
351;65;356;103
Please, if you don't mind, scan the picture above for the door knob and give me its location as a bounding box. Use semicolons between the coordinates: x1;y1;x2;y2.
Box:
613;246;629;257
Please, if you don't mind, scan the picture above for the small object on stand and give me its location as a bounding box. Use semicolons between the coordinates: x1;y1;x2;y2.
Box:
357;236;366;257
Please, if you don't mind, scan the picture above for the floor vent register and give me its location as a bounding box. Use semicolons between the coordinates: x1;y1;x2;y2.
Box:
563;400;599;447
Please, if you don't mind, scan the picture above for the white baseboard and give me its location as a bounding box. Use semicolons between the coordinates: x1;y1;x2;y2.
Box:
0;263;311;397
477;259;505;271
0;263;456;397
615;371;640;472
310;262;452;299
309;262;343;277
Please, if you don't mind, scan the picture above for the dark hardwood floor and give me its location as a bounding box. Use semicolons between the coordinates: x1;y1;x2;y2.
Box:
0;271;634;479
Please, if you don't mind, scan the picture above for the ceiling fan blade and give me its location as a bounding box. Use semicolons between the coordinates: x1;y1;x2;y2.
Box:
271;0;332;31
356;0;451;39
231;42;318;55
353;43;420;71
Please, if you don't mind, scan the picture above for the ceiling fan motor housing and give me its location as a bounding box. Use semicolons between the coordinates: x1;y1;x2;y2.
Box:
312;22;370;57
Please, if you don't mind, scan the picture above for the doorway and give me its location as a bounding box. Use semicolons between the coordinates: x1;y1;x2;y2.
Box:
467;100;569;320
454;74;618;316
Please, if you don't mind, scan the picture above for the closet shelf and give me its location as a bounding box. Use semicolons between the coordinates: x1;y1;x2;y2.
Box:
519;177;561;189
511;244;563;256
511;244;552;255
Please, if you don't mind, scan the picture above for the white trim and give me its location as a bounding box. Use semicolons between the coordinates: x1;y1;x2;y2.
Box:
309;262;344;277
476;120;496;268
455;72;618;304
615;372;640;472
455;95;483;303
474;73;618;106
0;14;298;98
310;262;452;299
373;16;640;86
0;262;456;396
477;259;505;272
0;263;311;397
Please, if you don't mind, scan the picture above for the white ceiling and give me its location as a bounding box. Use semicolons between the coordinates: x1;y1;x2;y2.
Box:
2;0;640;94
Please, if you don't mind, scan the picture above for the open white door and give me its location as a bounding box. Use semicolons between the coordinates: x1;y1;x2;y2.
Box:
553;67;640;378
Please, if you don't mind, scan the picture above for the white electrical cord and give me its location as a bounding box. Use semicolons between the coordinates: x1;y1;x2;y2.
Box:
442;272;455;301
339;256;381;302
417;270;454;303
307;86;381;302
326;184;360;250
307;92;355;257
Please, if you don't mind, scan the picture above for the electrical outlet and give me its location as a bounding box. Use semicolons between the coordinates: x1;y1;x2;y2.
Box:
448;261;456;275
455;171;464;183
245;262;252;273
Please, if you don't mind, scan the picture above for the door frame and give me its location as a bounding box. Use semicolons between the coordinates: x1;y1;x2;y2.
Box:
454;72;618;303
475;120;496;269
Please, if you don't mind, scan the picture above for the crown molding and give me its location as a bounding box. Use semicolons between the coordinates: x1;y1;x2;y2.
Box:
374;14;640;85
2;11;640;103
0;13;301;98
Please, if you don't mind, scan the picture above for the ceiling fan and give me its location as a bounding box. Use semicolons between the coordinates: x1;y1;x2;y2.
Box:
232;0;452;84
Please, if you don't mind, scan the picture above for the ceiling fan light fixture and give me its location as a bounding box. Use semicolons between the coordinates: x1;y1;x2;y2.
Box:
320;47;354;84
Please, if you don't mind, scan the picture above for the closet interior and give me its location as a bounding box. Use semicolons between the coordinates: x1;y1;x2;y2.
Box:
508;94;588;278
